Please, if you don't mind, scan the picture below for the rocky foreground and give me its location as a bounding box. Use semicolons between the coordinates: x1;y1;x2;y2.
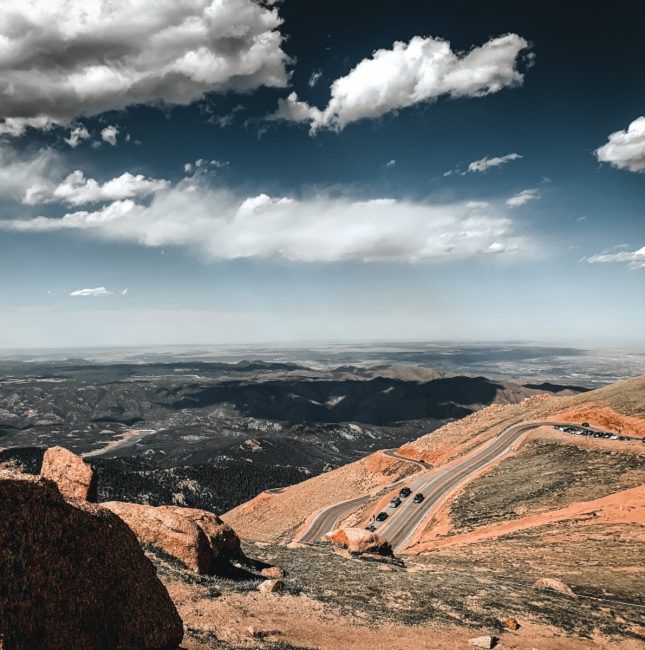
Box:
1;377;644;649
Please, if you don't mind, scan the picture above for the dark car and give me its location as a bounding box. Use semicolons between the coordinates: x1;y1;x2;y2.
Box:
389;496;402;508
375;511;389;521
581;422;590;427
365;523;376;532
413;493;424;503
399;487;412;498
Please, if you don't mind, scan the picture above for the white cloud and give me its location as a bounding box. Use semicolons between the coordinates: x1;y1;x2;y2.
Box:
101;126;119;146
586;246;645;270
271;33;529;132
506;188;539;207
595;116;645;173
70;287;114;297
1;182;533;264
0;0;289;131
65;125;91;148
26;170;170;206
386;159;396;168
467;152;522;173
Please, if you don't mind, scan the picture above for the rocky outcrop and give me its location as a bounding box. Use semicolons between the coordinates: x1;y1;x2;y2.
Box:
257;579;284;593
502;616;520;630
533;577;577;598
104;501;242;574
260;566;285;579
327;527;393;556
0;471;183;650
40;445;97;501
468;636;497;648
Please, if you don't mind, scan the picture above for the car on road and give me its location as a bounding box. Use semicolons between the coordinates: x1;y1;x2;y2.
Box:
365;523;376;532
413;493;424;503
399;487;412;498
375;511;389;521
581;422;590;427
389;496;402;508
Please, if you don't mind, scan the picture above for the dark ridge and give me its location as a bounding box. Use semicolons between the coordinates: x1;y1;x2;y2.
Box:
167;376;504;425
524;382;590;394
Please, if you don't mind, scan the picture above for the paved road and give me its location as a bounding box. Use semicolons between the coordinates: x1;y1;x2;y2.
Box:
297;421;618;550
296;448;431;543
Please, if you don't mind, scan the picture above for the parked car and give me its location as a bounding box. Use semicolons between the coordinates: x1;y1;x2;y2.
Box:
581;422;590;427
399;487;412;498
365;523;376;532
375;511;388;521
413;493;424;503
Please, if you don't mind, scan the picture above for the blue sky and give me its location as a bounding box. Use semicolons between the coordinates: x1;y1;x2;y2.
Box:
0;0;644;348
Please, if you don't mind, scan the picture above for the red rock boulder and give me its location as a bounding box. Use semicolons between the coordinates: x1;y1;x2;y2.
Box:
104;501;242;574
0;471;183;650
327;527;393;556
40;445;97;501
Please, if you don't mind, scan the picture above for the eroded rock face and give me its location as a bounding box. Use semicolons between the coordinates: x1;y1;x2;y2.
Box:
0;471;183;650
40;446;97;502
104;501;242;574
327;527;393;556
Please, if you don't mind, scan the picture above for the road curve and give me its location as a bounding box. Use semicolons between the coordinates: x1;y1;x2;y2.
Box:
297;421;610;549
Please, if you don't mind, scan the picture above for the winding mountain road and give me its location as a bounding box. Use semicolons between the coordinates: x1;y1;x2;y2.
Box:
297;421;612;551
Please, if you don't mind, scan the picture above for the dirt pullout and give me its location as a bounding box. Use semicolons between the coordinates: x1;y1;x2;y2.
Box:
398;375;645;465
223;452;421;542
548;405;645;438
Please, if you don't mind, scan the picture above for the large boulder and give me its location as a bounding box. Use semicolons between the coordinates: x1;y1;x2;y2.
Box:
104;501;242;574
0;471;183;650
533;577;577;598
40;446;97;502
327;527;393;556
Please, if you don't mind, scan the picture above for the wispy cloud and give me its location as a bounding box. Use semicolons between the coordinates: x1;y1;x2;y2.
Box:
467;152;522;173
308;69;322;88
1;181;534;264
506;188;540;207
585;245;645;270
69;287;114;297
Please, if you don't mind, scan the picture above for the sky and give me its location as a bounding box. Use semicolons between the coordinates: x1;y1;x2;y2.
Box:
0;0;644;349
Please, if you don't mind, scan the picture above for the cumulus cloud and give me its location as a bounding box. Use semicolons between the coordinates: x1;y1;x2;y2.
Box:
70;287;114;297
1;182;532;264
271;33;529;132
586;246;645;270
595;116;645;173
0;0;289;131
101;126;119;146
65;125;91;148
26;170;170;206
506;188;539;207
467;152;522;173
